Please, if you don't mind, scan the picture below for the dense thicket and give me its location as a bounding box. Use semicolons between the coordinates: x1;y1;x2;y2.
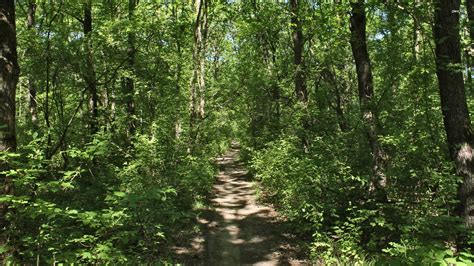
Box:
0;0;473;264
1;1;234;263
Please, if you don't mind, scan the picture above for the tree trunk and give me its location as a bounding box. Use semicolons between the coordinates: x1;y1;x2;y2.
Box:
412;0;423;61
27;1;38;127
173;6;183;140
0;0;19;259
124;0;137;136
189;0;207;151
434;0;474;227
291;0;307;104
290;0;310;151
84;0;99;135
349;0;387;197
198;0;207;119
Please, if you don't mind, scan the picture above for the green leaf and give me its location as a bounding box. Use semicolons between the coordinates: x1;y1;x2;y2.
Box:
445;249;454;257
0;245;8;254
114;191;127;197
444;258;457;264
80;251;93;259
460;252;474;259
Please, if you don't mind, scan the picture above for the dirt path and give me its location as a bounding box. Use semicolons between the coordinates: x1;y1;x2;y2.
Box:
173;148;307;265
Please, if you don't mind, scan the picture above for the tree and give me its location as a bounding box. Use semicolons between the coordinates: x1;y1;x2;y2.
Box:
189;0;208;150
83;0;99;135
0;0;19;258
124;0;137;136
433;0;474;227
349;0;387;197
172;4;184;140
26;1;38;127
290;0;310;151
3;1;474;263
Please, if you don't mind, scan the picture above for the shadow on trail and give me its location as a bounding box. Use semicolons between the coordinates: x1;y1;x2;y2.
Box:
172;148;306;265
198;148;304;265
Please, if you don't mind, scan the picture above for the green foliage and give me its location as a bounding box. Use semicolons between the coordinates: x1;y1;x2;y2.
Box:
2;128;219;263
6;1;237;263
229;1;474;264
248;128;469;263
5;0;474;264
381;242;474;265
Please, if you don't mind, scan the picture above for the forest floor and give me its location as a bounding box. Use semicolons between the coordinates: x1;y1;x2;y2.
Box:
171;147;308;265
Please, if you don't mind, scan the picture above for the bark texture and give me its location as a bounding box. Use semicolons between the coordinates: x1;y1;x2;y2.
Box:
349;0;387;197
0;0;18;258
434;0;474;227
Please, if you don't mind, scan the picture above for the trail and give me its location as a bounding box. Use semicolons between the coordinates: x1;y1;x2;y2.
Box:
173;147;307;265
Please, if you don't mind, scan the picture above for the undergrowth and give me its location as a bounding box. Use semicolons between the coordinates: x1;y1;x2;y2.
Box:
246;134;473;265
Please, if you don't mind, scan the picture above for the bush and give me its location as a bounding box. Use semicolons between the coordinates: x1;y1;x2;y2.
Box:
2;131;218;264
248;132;472;264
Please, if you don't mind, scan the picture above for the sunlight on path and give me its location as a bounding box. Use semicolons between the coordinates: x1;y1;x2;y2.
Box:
197;147;306;265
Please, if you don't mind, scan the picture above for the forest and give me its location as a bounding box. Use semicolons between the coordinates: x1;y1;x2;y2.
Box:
1;0;474;264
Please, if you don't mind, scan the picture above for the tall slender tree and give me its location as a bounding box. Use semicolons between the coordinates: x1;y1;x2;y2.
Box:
0;0;19;258
189;0;208;150
84;0;99;135
290;0;310;151
349;0;387;198
172;5;184;140
124;0;137;136
27;1;38;127
433;0;474;227
83;0;99;134
290;0;307;104
197;0;208;120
